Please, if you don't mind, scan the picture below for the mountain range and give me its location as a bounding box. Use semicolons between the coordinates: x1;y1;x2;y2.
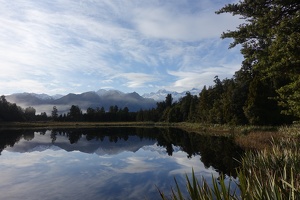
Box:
5;88;200;114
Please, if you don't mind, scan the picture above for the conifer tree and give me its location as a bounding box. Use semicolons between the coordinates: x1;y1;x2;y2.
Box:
217;0;300;118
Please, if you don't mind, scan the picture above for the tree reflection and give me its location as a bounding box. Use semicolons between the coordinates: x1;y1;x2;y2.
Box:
0;127;243;176
50;130;57;143
23;131;35;141
67;130;82;144
0;129;37;155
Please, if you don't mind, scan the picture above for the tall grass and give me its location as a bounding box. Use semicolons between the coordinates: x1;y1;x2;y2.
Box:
237;137;300;199
158;135;300;199
158;171;239;200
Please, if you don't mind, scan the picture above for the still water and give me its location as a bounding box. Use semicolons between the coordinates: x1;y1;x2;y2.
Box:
0;127;243;200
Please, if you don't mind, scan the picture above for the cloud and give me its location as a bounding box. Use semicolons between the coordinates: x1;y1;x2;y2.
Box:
115;73;159;88
0;0;244;95
0;1;126;94
166;63;241;92
132;1;242;41
0;80;51;95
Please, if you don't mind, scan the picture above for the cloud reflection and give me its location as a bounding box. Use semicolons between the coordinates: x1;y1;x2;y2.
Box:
0;143;213;200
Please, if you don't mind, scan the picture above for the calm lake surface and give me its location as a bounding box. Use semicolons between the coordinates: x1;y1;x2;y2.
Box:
0;127;243;200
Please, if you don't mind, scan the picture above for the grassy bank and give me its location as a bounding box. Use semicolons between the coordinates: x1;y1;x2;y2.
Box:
173;122;278;134
174;122;299;150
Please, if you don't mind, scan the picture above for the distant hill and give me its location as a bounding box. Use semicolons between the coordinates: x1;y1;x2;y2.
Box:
5;90;157;114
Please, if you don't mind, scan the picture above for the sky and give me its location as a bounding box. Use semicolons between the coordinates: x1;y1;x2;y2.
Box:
0;0;243;96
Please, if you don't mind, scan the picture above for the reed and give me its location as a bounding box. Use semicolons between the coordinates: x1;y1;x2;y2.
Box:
158;136;300;199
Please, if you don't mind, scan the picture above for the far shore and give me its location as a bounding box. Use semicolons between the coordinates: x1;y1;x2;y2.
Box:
0;121;158;129
1;121;295;150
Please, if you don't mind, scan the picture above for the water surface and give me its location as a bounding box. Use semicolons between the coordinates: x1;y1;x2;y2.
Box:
0;127;243;199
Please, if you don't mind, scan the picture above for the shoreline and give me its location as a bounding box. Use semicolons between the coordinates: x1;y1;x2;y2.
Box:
1;121;295;150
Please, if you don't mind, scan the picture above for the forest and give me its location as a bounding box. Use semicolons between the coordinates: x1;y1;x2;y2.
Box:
0;0;299;126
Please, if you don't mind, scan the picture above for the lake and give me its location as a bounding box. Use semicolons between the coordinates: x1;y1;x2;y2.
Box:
0;127;243;200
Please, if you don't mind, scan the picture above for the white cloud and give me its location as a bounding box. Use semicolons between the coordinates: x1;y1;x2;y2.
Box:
166;63;241;92
118;157;160;173
132;2;242;41
0;80;50;95
115;73;159;88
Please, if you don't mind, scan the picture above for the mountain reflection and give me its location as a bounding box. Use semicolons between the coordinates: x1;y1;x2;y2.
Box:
0;127;243;176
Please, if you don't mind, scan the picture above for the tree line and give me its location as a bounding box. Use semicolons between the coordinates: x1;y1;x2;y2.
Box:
0;73;297;125
52;105;136;122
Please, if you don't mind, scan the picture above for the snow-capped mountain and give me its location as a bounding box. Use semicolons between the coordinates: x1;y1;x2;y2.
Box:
30;93;54;100
9;92;64;101
142;88;201;102
96;89;124;97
